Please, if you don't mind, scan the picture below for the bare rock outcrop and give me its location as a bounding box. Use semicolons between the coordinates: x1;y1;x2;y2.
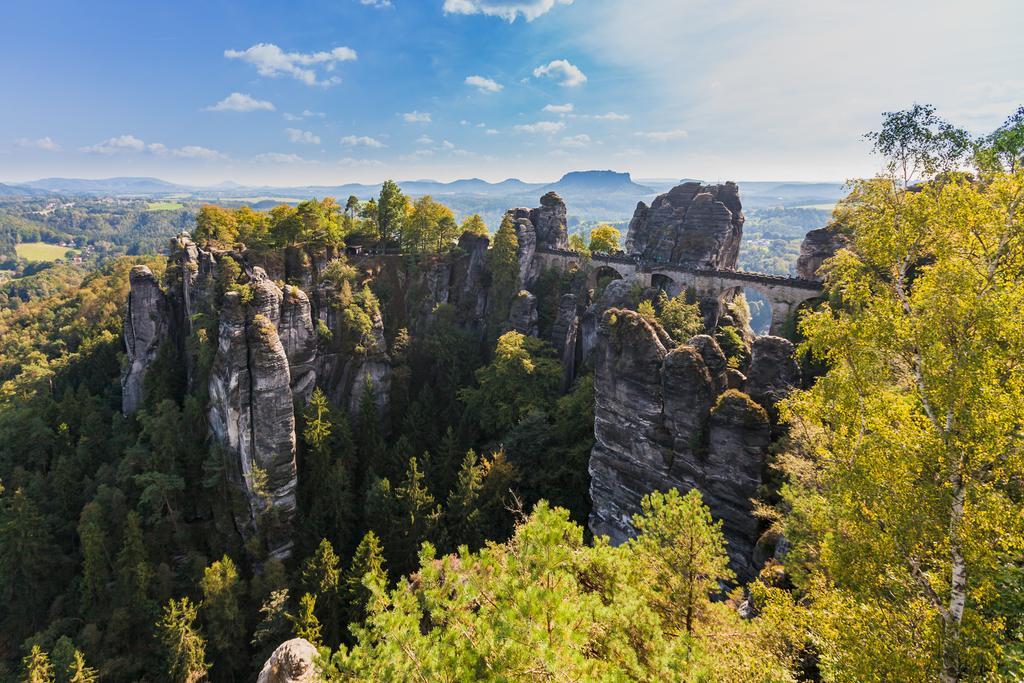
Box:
746;335;800;418
257;638;319;683
122;265;171;415
795;224;848;281
625;181;744;268
279;285;317;404
207;292;298;559
588;308;774;580
507;192;569;288
507;290;539;337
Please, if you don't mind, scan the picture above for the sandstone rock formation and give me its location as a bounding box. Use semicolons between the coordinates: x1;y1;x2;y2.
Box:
122;266;171;415
507;290;539;337
796;224;849;280
507;191;569;251
625;181;744;268
588;308;777;580
746;335;800;420
257;638;319;683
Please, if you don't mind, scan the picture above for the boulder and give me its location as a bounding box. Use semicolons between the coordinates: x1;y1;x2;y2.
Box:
122;265;171;415
796;224;849;281
257;638;319;683
625;181;744;269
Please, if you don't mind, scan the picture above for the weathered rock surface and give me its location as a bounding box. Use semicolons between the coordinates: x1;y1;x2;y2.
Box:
796;224;848;281
279;285;317;404
625;181;744;268
257;638;319;683
746;335;800;418
588;308;775;579
507;192;569;288
507;290;539;337
207;292;298;558
122;265;171;415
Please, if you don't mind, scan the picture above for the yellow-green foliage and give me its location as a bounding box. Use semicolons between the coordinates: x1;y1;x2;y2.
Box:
588;224;621;254
324;493;799;681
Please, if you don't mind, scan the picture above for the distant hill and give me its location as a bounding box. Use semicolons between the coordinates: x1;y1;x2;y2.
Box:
0;183;50;198
543;170;652;196
21;177;185;195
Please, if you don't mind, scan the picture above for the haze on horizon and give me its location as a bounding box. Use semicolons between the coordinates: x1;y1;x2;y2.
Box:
3;0;1021;187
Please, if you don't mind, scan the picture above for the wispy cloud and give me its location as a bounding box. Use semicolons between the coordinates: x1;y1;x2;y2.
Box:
360;0;393;7
283;109;325;121
443;0;572;22
533;59;587;87
341;135;386;148
415;135;435;145
15;136;61;151
514;121;565;134
635;128;688;141
225;43;357;87
465;75;503;93
402;111;431;123
80;135;225;159
543;103;573;114
205;92;276;112
592;112;629;121
285;128;321;144
560;134;591;147
253;152;306;163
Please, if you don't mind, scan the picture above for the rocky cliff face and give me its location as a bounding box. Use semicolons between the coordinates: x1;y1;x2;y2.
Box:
795;224;849;280
507;192;569;288
588;308;793;580
625;181;744;268
122;265;171;415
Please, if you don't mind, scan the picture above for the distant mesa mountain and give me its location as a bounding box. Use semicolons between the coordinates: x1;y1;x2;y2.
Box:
543;170;653;195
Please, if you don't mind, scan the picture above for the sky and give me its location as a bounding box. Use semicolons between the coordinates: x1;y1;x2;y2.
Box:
1;0;1022;186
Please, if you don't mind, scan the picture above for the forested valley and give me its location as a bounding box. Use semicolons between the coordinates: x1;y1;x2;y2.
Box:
1;106;1022;683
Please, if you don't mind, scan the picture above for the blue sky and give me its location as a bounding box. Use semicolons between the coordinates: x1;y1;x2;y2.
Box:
2;0;1022;185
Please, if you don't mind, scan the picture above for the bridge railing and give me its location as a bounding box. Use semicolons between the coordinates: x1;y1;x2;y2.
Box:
534;246;822;290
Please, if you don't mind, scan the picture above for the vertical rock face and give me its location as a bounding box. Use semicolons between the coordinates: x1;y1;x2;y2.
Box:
796;224;849;280
746;335;800;420
207;293;298;559
507;290;539;337
625;181;744;269
279;285;317;404
122;266;171;415
507;192;570;288
588;308;779;580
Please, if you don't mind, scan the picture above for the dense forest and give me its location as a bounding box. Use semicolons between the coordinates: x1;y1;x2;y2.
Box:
1;105;1022;682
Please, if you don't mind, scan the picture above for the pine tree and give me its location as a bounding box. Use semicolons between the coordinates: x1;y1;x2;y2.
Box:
157;597;209;683
289;593;323;646
23;645;54;683
302;538;343;646
343;531;387;630
67;650;98;683
446;450;483;549
77;500;109;615
300;390;357;555
487;214;520;324
200;555;246;674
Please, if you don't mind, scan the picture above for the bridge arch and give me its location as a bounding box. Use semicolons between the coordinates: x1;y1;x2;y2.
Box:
588;263;627;293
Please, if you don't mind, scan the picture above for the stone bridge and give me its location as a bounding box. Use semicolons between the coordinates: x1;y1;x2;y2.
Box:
533;247;824;337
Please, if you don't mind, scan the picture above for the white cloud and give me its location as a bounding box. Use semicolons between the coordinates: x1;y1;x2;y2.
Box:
341;135;385;148
253;152;306;163
532;59;587;87
635;128;689;141
441;140;456;150
15;136;61;151
514;121;565;134
224;43;357;87
400;149;436;161
283;109;325;121
206;92;276;112
560;134;591;147
360;0;392;7
465;75;503;93
338;156;385;167
592;111;630;121
415;135;435;145
543;103;574;114
485;128;499;135
173;145;228;160
80;135;226;159
285;128;321;144
80;134;149;154
402;111;432;123
443;0;572;22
